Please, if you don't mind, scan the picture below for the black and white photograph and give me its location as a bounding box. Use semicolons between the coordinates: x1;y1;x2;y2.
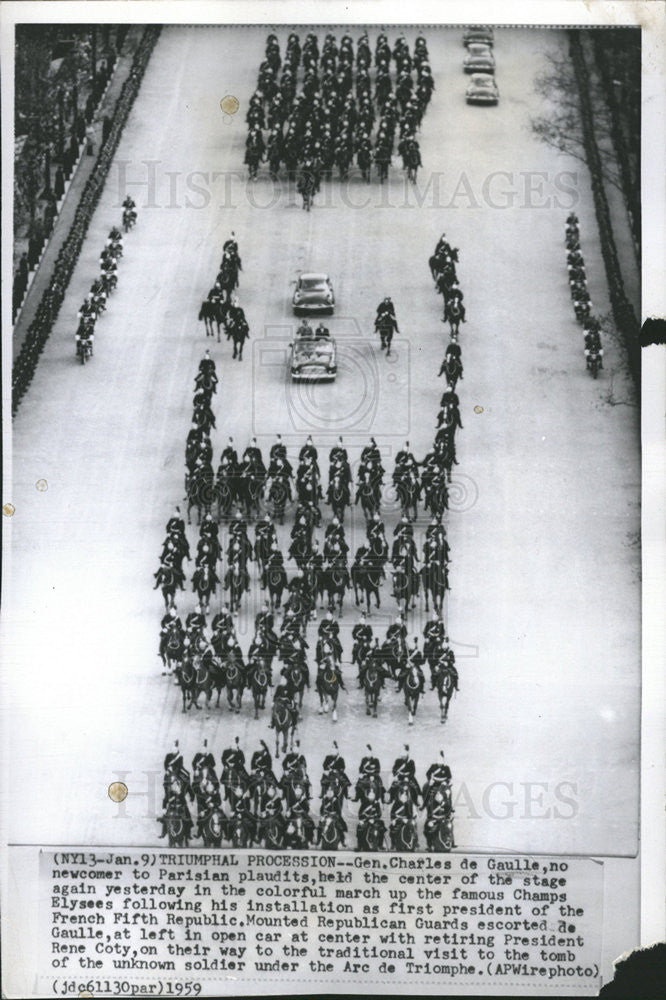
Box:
2;1;664;996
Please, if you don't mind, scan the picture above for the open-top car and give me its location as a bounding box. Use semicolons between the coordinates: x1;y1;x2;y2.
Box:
463;26;494;47
290;330;337;381
466;73;499;106
463;42;495;74
292;272;335;314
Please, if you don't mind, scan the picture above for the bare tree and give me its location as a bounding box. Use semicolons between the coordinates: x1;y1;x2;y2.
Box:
529;50;624;194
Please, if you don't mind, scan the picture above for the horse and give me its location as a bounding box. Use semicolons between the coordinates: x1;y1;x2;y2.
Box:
303;562;322;613
192;563;219;615
316;663;341;722
421;557;449;614
320;770;350;813
154;565;180;610
296;469;320;508
174;659;196;712
229;314;249;360
354;770;386;805
395;470;420;521
284;813;315;849
215;473;236;522
405;143;421;183
221;658;245;713
162;770;191;807
423;470;449;519
264;563;287;611
158;795;193;847
297;170;316;211
380;636;406;681
283;659;308;710
218;255;240;294
434;437;455;483
317;813;347;850
211;625;233;661
237;468;263;519
392;564;420;613
402;664;423;725
356;479;380;520
283;145;299;181
429;252;446;281
441;351;463;390
266;476;290;524
255;813;285;849
159;621;185;674
186;467;215;525
375;313;396;355
313;562;329;610
351;551;382;612
227;811;254;847
198;299;223;340
249;658;269;719
247;771;279;817
192;764;219;810
445;297;464;337
245;145;262;181
221;767;249;813
288;532;311;572
321;564;349;615
280;768;311;811
357;144;372;182
198;806;227;847
249;628;277;673
224;560;250;612
435;419;457;470
267;141;282;181
361;661;385;718
195;368;218;396
423;634;444;673
390;817;418;851
336;143;352;181
185;653;211;710
283;583;314;625
436;266;457;301
433;664;457;723
374;146;391;183
196;652;226;710
254;532;276;585
327;475;350;522
424;813;455;852
367;532;389;579
356;818;386;851
271;696;298;756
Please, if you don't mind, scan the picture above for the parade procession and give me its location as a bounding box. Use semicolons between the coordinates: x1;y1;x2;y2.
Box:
156;219;465;849
8;21;641;863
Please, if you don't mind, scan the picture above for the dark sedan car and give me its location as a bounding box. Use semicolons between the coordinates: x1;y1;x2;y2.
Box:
463;26;494;47
292;272;335;315
466;73;500;106
464;42;495;74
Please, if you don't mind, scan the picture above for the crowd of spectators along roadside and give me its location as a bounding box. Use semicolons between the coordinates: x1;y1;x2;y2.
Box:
12;26;161;416
12;53;118;323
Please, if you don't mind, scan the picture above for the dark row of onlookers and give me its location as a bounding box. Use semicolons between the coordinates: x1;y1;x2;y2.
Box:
12;55;121;324
12;26;162;415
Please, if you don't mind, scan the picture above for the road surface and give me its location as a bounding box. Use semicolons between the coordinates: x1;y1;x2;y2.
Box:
5;26;639;854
